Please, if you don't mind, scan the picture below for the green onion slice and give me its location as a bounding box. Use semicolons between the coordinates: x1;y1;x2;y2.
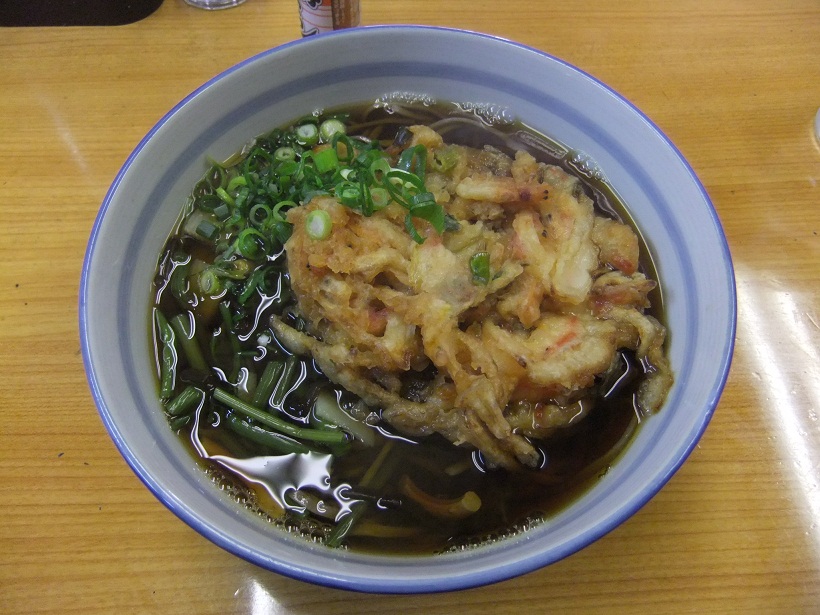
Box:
305;209;332;240
274;147;296;162
396;145;427;182
295;123;319;146
195;220;220;241
335;181;362;210
235;228;268;259
312;147;339;174
198;268;222;295
270;220;293;245
319;118;347;142
370;187;390;210
470;251;491;285
331;134;356;162
226;175;247;191
369;157;391;183
249;204;272;228
215;187;235;206
404;213;425;244
272;200;297;221
212;203;231;221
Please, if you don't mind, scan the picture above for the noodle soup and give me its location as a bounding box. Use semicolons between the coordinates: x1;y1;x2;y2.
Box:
151;99;672;554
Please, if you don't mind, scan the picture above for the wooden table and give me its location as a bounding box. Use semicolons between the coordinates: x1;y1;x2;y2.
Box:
2;1;819;612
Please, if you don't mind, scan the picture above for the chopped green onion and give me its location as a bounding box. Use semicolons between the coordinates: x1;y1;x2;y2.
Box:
295;123;319;146
396;145;428;182
235;228;268;259
470;251;491;285
242;147;273;173
274;147;296;162
212;203;231;221
226;175;247;191
336;182;362;209
196;194;223;212
205;163;227;190
360;181;375;217
319;118;346;142
432;145;460;173
384;168;425;193
233;186;250;210
198;268;223;295
443;213;461;232
195;220;220;242
410;191;436;207
276;160;299;177
215;258;251;280
249;204;272;229
305;209;332;240
368;157;391;182
270;220;294;245
272;200;297;222
404;213;425;244
410;200;445;234
396;147;416;171
215;187;235;206
223;213;244;233
331;133;356;162
370;187;390;210
312;147;339;173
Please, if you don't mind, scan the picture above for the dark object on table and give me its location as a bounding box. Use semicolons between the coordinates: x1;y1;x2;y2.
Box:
0;0;163;26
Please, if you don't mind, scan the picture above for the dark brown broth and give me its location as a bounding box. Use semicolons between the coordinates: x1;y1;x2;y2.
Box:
152;99;661;555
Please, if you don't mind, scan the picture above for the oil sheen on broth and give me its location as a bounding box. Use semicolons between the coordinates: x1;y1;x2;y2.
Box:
151;98;670;555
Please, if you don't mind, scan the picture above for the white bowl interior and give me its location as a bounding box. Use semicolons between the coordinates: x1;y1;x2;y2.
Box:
80;26;735;593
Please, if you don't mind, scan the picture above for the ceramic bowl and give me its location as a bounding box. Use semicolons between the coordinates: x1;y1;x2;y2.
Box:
80;26;735;593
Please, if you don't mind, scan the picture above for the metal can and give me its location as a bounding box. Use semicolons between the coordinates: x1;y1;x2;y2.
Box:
297;0;360;37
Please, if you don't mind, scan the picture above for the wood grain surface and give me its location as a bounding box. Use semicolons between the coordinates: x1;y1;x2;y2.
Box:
1;1;819;613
